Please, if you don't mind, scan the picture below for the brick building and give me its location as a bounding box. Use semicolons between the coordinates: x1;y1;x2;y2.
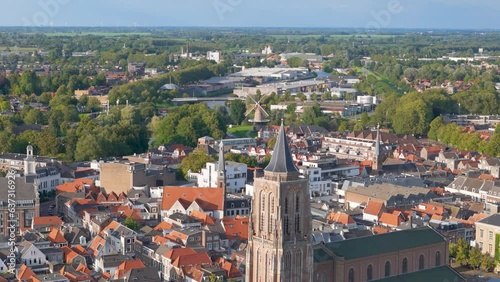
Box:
99;161;175;194
0;146;40;235
313;227;464;282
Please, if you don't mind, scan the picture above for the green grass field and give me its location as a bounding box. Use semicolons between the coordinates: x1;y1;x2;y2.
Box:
41;32;152;37
0;46;38;52
228;125;254;138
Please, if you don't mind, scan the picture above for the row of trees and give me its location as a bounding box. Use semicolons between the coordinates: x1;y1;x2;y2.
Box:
428;116;500;156
449;239;495;272
107;61;226;105
0;114;149;162
0;69;107;96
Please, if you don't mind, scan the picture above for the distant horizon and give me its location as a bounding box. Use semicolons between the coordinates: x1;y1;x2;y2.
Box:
1;25;500;32
2;0;500;30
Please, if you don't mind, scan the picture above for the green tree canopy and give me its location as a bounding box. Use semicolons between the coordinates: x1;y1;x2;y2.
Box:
153;103;227;147
229;99;246;125
124;217;139;231
178;149;216;179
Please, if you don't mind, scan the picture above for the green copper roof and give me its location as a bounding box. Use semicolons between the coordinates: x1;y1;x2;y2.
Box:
323;227;444;260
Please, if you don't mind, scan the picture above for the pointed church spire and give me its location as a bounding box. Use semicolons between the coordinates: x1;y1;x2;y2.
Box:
264;119;297;174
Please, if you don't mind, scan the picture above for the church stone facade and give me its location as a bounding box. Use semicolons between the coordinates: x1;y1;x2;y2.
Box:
246;121;312;282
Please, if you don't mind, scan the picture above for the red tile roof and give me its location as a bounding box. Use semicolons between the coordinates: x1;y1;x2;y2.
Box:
223;216;249;240
379;212;403;227
75;263;92;275
100;220;120;234
222;261;242;278
71;245;89;256
18;264;36;279
164;248;197;260
154;221;174;231
67;199;97;206
364;201;385;217
479;174;497;181
153;235;169;245
32;216;63;227
413;203;446;216
468;213;489;223
88;235;105;256
115;260;145;279
172;252;211;268
101;272;112;280
108;191;118;202
166;230;196;244
161;187;224;211
190;210;215;225
48;227;67;244
118;192;128;201
61;246;80;263
122;208;143;221
373;226;391;234
326;212;355;225
406;154;420;162
56;178;93;194
430;187;446;196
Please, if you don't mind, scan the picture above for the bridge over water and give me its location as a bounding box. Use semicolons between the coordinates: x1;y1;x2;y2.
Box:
171;97;245;108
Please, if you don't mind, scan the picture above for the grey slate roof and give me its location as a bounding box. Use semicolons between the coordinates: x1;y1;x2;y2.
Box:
477;213;500;227
101;254;129;268
124;267;161;281
0;176;37;202
264;121;298;174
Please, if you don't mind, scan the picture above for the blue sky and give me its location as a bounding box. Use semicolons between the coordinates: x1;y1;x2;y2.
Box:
3;0;500;29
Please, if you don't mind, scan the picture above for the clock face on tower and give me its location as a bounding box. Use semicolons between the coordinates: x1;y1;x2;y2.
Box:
289;185;300;193
262;184;270;192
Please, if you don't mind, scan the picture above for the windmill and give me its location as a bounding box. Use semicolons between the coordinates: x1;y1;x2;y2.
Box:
245;94;270;132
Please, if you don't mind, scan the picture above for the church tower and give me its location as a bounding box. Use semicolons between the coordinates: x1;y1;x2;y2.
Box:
24;145;36;175
246;121;312;282
372;124;381;172
24;145;40;217
217;141;227;215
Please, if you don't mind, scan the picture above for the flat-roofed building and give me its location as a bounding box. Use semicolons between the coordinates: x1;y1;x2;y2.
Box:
99;161;175;194
345;184;436;210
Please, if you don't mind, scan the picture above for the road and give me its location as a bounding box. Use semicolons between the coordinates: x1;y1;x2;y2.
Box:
39;199;56;216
